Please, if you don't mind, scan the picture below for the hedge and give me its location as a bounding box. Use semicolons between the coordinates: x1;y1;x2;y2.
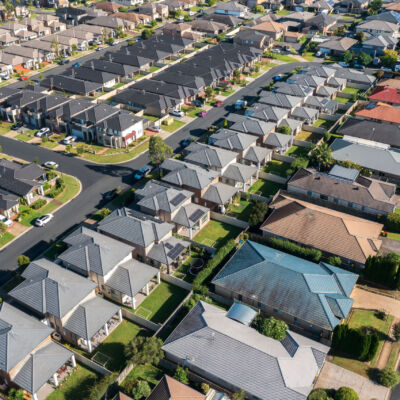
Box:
386;213;400;233
47;177;65;198
30;199;46;210
266;237;322;263
364;253;400;290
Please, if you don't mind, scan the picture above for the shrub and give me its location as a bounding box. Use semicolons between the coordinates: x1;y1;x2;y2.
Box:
30;199;46;210
308;389;328;400
174;365;189;384
291;157;309;170
365;332;379;361
334;387;359;400
17;255;30;268
43;182;51;191
46;170;57;181
377;368;400;387
249;202;268;227
386;213;400;233
393;321;400;341
327;256;342;267
131;380;151;400
252;315;288;341
266;237;322;262
98;208;111;220
201;383;210;395
47;176;66;198
364;253;400;289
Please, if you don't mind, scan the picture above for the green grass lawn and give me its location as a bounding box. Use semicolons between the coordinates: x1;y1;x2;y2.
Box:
0;232;15;248
262;62;278;71
55;174;81;203
46;363;100;400
295;130;322;143
182;107;203;118
194;220;242;249
221;89;235;97
112;82;125;89
92;320;149;371
249;179;283;198
226;199;253;221
162;119;186;133
302;52;315;61
134;281;189;324
385;231;400;241
173;249;202;283
335;96;351;104
121;364;164;393
313;118;335;130
40;140;59;149
272;54;299;63
149;66;160;73
285;145;310;158
343;87;360;95
0;121;11;135
275;8;291;15
263;160;292;177
142;114;160;123
15;133;34;142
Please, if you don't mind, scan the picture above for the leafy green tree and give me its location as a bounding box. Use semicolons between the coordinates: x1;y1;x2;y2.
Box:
358;51;372;66
248;202;268;227
8;389;24;400
208;0;216;6
291;157;309;170
278;125;291;135
253;4;264;13
205;87;214;99
17;255;30;268
232;390;245;400
327;256;341;267
149;136;173;167
364;252;400;289
354;32;365;42
141;28;153;40
71;43;78;54
309;143;333;171
125;336;164;366
334;387;359;400
378;368;400;387
380;49;398;68
252;315;288;341
393;321;400;341
131;380;151;400
98;208;111;220
308;389;328;400
342;51;353;64
333;25;346;36
174;365;189;384
368;0;382;14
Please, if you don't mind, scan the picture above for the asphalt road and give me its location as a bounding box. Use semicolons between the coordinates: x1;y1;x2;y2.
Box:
0;61;317;277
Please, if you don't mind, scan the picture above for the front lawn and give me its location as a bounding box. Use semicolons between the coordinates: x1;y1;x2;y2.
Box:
263;160;292;177
142;114;160;123
313;118;335;130
271;54;299;63
262;62;278;71
275;8;291;15
302;52;315;61
0;232;15;248
40;140;59;149
249;179;283;198
221;89;235;97
134;281;189;324
182;106;203;118
92;320;150;371
0;121;11;135
15;133;34;142
285;145;310;158
226;199;253;221
55;174;81;203
194;220;242;249
162;119;185;133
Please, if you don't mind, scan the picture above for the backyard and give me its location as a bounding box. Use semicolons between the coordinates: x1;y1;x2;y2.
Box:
173;248;203;282
295;130;322;144
194;220;242;249
133;281;189;324
313;118;335;130
343;87;360;95
226;198;253;221
263;160;292;178
285;145;310;158
120;364;165;394
335;96;352;104
249;179;283;198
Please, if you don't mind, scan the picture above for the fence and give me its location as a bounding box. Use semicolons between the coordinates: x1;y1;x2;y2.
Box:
243;191;271;203
71;348;112;376
293;139;313;149
337;91;354;99
121;308;161;332
259;171;288;184
210;211;249;229
347;81;371;90
272;153;295;163
319;113;340;121
302;125;326;134
161;272;193;291
116;363;134;385
183;237;216;255
330;100;361;134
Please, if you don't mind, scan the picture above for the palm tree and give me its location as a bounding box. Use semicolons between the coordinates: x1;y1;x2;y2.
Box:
310;143;333;171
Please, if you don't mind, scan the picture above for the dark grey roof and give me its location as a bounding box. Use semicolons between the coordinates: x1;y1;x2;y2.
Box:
25;94;71;114
96;112;143;133
0;302;52;373
274;82;313;97
265;132;291;148
185;142;238;169
10;258;97;319
288;74;325;88
290;106;319;121
209;129;257;152
172;203;209;228
13;341;72;394
40;75;102;95
64;296;120;340
5;90;47;109
131;79;195;101
73;103;119;126
242;145;272;163
222;162;258;183
103;51;152;68
68;66;119;84
153;70;206;91
258;92;303;109
148;236;190;266
202;182;238;205
83;59;138;77
106;259;159;298
229;116;276;137
245;104;289;122
98;208;173;248
0;190;19;211
163;301;329;400
59;226;134;277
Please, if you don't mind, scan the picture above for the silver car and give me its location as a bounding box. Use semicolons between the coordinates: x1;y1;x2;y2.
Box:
35;214;54;227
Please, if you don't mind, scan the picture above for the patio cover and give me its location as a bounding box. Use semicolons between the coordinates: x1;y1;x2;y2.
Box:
106;259;159;298
64;297;120;341
148;236;190;266
13;341;73;395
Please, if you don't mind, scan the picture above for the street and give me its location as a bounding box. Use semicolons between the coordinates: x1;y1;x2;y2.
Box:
0;61;316;276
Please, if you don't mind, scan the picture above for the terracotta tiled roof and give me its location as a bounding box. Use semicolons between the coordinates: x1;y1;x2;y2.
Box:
355;102;400;124
377;78;400;90
95;1;120;13
385;1;400;11
252;17;287;33
147;375;205;400
261;194;383;264
369;86;400;105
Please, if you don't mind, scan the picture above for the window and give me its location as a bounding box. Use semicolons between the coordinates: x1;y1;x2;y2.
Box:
320;194;328;200
333;198;339;204
294;317;299;324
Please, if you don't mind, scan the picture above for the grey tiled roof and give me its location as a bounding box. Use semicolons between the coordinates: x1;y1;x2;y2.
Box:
245;104;289;122
229;116;276;137
274;82;313;98
10;258;97;319
58;226;134;277
148;236;190;266
163;301;329;400
202;182;238;205
98;208;173;248
265;132;291;148
0;190;19;211
290;106;319;121
106;259;159;298
242;145;272;163
64;296;120;340
0;302;52;373
209;129;257;152
222;163;258;183
258;92;303;109
172;203;209;228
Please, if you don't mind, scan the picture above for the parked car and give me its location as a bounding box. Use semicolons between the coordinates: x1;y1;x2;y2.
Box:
0;215;13;227
192;99;203;107
198;111;208;117
214;100;223;107
112;40;120;46
134;165;152;181
271;48;281;54
235;100;247;110
35;214;54;227
103;190;116;201
11;122;23;130
43;161;59;169
62;135;77;145
96;47;102;51
170;109;185;118
181;138;192;148
338;62;349;68
35;127;51;137
59;59;70;65
73;61;83;68
273;74;284;82
19;76;28;81
0;73;10;80
148;125;161;133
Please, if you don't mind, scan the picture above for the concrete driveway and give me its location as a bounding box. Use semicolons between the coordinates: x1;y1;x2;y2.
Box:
351;287;400;319
315;362;389;400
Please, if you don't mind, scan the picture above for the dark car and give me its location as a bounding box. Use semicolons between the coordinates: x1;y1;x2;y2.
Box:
192;99;203;107
181;138;192;148
134;165;152;181
59;59;70;65
11;122;23;130
103;190;117;201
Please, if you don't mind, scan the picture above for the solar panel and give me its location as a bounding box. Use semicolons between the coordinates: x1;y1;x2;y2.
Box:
167;243;186;260
281;333;299;358
165;242;173;250
170;193;186;206
189;209;205;223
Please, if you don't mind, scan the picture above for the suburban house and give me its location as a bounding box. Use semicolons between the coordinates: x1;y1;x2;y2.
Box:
147;375;205;400
362;35;398;56
258;91;303;110
251;18;287;39
264;131;292;154
290;106;319;125
95;1;121;14
40;75;102;96
58;226;160;310
215;1;249;17
98;208;190;272
317;37;357;56
0;159;46;205
0;190;19;218
9;258;122;353
221;162;259;191
355;102;400;125
212;240;358;338
273;82;313;98
233;29;272;49
245;103;289;124
369;86;400;106
303;96;338;114
190;20;229;36
356;20;399;37
0;302;76;400
261;193;383;267
84;59;138;79
228;115;276;145
163;301;329;400
303;13;337;34
138;3;169;19
287;166;397;216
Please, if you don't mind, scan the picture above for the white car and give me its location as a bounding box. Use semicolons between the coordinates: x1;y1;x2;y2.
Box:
63;136;77;145
271;48;281;54
35;127;51;137
170;109;185;118
35;214;54;227
0;215;13;227
44;161;59;169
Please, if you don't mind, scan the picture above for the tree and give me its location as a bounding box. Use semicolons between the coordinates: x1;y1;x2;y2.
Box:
378;368;400;387
141;28;153;40
201;383;210;395
205;87;214;100
71;44;78;55
342;51;353;64
17;255;30;268
4;0;15;18
116;25;125;38
102;27;111;43
0;222;7;237
380;49;398;68
333;25;346;36
308;389;328;400
125;336;164;366
327;256;341;267
334;387;359;400
98;208;111;220
8;389;24;400
309;143;333;171
175;9;183;18
174;365;189;384
393;321;400;341
208;0;216;6
131;380;151;400
149;136;173;167
364;253;400;289
253;4;264;13
368;0;382;15
278;125;291;135
50;38;60;57
252;315;288;341
358;51;372;67
291;157;309;170
354;32;365;43
232;390;245;400
248;202;268;227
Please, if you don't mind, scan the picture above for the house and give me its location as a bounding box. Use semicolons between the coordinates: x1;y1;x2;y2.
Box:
355;102;400;125
163;301;329;400
85;59;137;79
261;193;383;267
221;162;259;191
336;117;400;148
0;159;45;205
258;91;303;110
366;10;400;26
251;17;287;39
287;166;397;216
41;34;79;52
287;74;326;89
148;375;205;400
213;240;358;337
184;142;238;173
0;32;19;47
22;39;63;60
280;11;314;31
190;20;229;36
138;3;169;19
215;1;249;18
40;75;102;96
290;106;319;124
233;29;272;49
369;86;400;106
362;34;398;56
274;82;313;98
356;20;399;37
304;13;337;34
265;131;292;154
245;103;289;124
303;96;338;114
0;190;19;218
317;37;357;56
95;1;121;14
87;16;127;31
9;258;122;353
4;45;43;68
98;208;190;272
339;0;369;13
1;22;27;36
135;180;210;239
203;13;241;27
330;137;400;183
384;2;400;12
58;226;160;310
56;7;89;26
68;66;119;88
331;65;375;88
0;302;76;400
377;78;400;90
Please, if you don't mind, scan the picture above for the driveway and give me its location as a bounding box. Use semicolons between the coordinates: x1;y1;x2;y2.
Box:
315;362;389;400
351;287;400;319
381;238;400;255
